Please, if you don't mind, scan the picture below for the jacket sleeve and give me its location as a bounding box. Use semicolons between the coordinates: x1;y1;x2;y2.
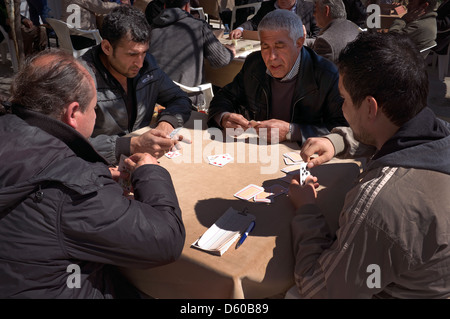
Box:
60;164;185;269
313;66;348;132
325;127;377;159
202;22;234;68
206;62;250;127
291;171;415;298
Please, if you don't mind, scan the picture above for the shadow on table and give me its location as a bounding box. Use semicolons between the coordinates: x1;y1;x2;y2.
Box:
193;160;361;298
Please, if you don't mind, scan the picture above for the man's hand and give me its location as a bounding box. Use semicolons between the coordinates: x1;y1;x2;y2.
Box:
131;129;176;158
124;152;159;172
109;166;127;182
300;137;335;168
229;29;243;40
221;113;251;130
402;7;426;23
22;18;34;28
224;43;236;57
288;175;319;210
253;119;289;143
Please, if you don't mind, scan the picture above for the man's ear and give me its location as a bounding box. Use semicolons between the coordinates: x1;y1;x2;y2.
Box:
296;25;307;48
101;39;113;56
366;96;379;122
61;102;81;130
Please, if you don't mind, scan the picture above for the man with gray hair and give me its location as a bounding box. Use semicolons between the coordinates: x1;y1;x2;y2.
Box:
208;9;347;144
308;0;360;63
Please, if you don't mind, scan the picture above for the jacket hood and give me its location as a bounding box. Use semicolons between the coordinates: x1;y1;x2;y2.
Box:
370;107;450;175
0;108;110;212
152;8;189;27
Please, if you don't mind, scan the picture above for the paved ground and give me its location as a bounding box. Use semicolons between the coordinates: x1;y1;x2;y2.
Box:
1;51;450;123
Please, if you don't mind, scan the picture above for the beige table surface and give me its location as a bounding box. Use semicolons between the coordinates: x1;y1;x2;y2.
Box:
121;111;361;299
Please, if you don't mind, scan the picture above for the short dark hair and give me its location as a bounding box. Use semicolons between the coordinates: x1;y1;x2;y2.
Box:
165;0;189;8
101;6;151;48
338;32;428;127
424;0;437;13
9;49;95;119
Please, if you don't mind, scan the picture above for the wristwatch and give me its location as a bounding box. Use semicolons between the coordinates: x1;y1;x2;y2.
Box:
285;123;293;141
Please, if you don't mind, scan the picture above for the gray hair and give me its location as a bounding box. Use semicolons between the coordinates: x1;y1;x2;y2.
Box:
318;0;347;19
258;9;304;45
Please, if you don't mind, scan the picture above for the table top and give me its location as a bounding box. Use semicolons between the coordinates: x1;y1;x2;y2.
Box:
121;112;361;299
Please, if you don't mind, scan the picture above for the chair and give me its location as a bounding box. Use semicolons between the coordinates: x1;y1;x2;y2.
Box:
191;7;207;21
198;0;223;29
230;2;262;30
0;25;19;73
173;81;214;113
46;18;102;58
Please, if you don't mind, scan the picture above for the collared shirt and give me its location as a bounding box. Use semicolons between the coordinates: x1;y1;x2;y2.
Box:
266;50;302;81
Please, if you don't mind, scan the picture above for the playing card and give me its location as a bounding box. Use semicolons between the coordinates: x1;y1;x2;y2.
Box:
300;162;311;185
234;184;265;201
118;154;132;193
169;127;182;139
165;150;182;159
209;153;233;167
283;151;303;163
284;157;297;165
254;191;274;203
281;164;302;174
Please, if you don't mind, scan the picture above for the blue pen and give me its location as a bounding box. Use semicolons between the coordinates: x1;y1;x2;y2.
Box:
235;221;256;249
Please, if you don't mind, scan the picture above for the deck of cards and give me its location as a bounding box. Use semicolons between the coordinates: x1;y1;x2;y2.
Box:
208;153;233;167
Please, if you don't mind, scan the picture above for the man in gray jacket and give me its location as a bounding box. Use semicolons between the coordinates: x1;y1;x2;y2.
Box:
287;32;450;298
0;49;185;298
149;0;235;108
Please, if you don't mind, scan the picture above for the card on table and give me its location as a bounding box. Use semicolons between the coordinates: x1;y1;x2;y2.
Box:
283;151;303;163
234;184;265;201
208;153;233;167
165;150;182;159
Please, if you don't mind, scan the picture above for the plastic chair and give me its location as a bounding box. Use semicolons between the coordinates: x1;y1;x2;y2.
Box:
173;81;214;113
191;7;207;21
230;2;262;30
0;25;19;73
198;0;223;29
46;18;102;58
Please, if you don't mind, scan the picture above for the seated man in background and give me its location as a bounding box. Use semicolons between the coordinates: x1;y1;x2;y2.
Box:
208;9;347;144
81;6;192;165
0;0;47;56
60;0;129;50
149;0;235;108
308;0;360;64
0;49;185;298
230;0;320;40
288;32;450;298
388;0;437;52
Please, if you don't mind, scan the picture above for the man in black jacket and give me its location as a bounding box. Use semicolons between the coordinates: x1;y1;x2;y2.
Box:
208;9;347;144
0;49;185;298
